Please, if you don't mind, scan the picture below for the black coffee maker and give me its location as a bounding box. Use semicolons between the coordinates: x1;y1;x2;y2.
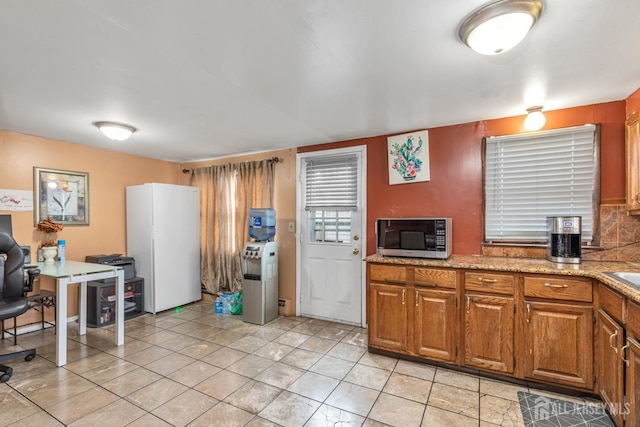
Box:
547;216;582;264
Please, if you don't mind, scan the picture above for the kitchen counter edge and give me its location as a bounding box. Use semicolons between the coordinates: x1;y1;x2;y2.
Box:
365;254;640;303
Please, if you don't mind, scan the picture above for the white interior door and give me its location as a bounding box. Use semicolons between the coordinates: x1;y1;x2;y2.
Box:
296;146;366;326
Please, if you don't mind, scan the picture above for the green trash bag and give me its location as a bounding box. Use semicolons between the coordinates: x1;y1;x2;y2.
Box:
230;292;243;315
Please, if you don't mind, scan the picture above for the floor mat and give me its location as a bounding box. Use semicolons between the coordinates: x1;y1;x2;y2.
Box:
517;391;615;426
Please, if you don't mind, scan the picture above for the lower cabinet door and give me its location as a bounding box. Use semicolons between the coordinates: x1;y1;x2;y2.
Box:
524;301;593;390
414;288;457;362
369;282;408;352
464;294;514;374
597;310;624;426
625;336;640;427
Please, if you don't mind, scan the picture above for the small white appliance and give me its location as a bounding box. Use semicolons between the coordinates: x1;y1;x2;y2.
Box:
242;241;278;325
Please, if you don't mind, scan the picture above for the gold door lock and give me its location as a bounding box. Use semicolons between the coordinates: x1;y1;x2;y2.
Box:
352;248;360;255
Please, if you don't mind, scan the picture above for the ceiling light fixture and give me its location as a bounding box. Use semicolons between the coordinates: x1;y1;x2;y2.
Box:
458;0;543;55
524;106;546;131
94;121;137;141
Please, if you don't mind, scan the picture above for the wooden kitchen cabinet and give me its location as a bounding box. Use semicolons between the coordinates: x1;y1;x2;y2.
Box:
368;282;408;352
626;108;640;215
414;287;457;362
625;300;640;426
523;275;594;390
524;301;593;389
598;309;624;426
464;294;515;373
597;285;626;426
463;271;515;374
368;263;457;359
622;336;640;427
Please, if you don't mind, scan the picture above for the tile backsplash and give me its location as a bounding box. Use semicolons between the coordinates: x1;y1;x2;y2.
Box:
583;204;640;262
482;205;640;263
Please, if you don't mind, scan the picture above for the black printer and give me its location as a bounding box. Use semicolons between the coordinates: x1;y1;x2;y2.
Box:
85;254;136;282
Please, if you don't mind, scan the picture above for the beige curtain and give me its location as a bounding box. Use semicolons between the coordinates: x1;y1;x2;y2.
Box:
190;159;274;294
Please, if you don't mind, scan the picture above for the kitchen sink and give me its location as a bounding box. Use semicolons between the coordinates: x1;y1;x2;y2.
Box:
604;271;640;289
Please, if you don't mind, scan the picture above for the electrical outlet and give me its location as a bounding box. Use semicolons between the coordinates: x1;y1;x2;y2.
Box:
288;222;295;232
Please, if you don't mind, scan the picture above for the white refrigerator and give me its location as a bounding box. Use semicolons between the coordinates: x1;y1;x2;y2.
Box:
126;183;201;314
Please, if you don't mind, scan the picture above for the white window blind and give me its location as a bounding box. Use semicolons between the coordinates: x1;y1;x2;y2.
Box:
485;124;597;243
305;155;358;211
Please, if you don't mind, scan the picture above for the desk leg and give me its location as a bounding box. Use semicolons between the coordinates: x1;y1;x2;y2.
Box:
115;270;124;346
56;277;69;367
79;280;87;336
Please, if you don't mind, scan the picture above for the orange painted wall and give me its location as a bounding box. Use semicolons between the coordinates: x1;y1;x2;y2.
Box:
299;101;626;256
485;101;626;202
0;130;181;321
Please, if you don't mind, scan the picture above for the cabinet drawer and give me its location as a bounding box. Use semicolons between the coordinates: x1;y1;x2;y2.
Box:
524;276;592;302
465;272;514;295
598;284;626;323
369;264;407;284
628;300;640;339
414;268;456;289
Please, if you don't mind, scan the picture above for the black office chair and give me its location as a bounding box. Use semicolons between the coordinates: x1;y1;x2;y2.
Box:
0;232;39;382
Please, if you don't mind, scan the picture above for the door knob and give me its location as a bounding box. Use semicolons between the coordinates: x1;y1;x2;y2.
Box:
353;235;360;241
352;248;360;255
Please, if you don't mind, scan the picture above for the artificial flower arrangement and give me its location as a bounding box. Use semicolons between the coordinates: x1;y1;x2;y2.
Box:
36;217;63;247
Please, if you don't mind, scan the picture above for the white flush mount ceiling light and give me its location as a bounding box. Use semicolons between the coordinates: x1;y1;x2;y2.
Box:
459;0;543;55
524;106;546;131
95;121;137;141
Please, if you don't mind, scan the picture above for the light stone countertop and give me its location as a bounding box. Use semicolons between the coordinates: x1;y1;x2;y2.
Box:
365;254;640;303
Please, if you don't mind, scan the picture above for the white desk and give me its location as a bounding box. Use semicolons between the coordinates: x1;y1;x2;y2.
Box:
37;261;124;366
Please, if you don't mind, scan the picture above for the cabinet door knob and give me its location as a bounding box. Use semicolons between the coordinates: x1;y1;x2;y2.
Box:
401;289;406;305
415;290;419;307
465;296;471;314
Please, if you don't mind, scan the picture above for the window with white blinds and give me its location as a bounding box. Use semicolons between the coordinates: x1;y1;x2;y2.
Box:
305;155;358;211
484;124;598;243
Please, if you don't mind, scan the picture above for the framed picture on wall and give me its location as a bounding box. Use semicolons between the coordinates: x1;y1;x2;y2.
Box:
34;167;89;225
387;130;430;185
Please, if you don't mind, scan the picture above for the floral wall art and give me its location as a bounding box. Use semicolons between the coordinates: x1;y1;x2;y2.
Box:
387;130;430;185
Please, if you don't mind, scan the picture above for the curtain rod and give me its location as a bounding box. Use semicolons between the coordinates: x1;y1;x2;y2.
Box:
182;156;281;174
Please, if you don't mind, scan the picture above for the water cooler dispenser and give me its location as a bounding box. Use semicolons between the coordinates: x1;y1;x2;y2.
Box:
242;209;279;325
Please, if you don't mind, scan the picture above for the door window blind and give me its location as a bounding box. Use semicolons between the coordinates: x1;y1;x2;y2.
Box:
485;124;597;243
305;155;358;211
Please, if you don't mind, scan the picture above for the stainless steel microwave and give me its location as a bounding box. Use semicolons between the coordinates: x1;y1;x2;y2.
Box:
376;218;452;259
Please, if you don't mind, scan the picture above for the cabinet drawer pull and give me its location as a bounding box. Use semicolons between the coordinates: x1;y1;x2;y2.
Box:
466;296;471;314
526;303;531;323
478;277;498;283
402;289;406;305
415;281;437;287
621;342;630;367
544;283;568;289
415;290;419;306
609;330;619;353
385;279;405;285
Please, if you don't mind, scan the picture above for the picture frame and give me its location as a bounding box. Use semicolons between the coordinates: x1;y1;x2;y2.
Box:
34;167;89;225
387;130;430;185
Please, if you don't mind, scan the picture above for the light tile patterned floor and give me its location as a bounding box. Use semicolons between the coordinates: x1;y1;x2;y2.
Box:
0;301;605;426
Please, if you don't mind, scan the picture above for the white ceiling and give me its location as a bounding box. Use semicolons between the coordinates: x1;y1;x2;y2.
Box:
1;0;639;162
